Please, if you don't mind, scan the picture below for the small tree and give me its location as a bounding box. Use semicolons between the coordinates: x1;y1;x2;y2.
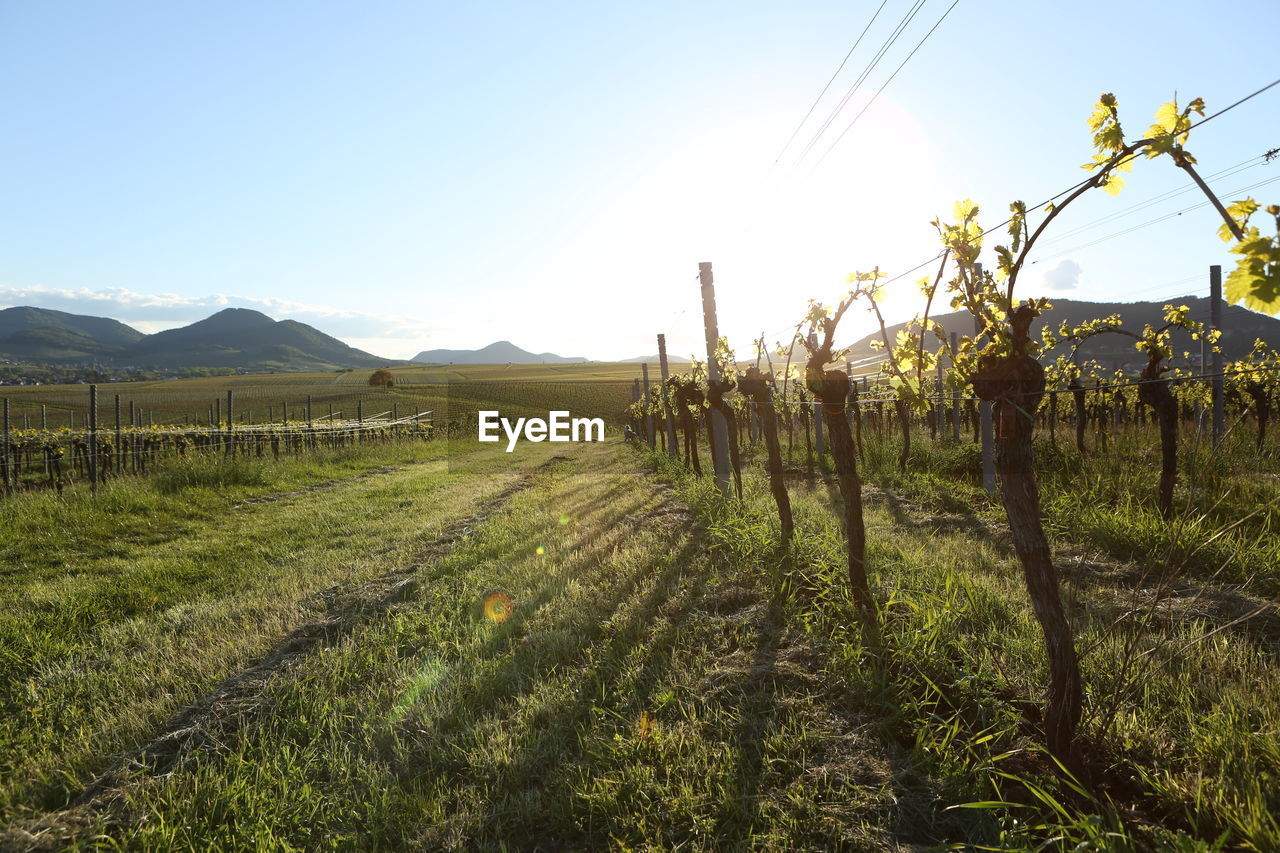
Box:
369;369;395;389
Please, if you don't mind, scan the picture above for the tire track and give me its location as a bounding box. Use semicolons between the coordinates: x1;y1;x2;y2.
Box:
3;457;567;852
234;463;408;507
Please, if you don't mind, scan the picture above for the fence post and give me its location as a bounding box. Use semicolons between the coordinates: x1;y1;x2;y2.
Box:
641;363;655;448
1210;264;1224;446
631;379;641;437
226;390;234;456
936;351;945;437
41;404;47;430
114;395;122;474
88;384;97;494
973;264;996;495
808;332;825;459
699;262;732;495
657;334;678;458
2;398;9;494
950;332;961;442
129;401;138;472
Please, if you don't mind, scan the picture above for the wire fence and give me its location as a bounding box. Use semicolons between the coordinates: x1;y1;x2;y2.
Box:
0;378;639;498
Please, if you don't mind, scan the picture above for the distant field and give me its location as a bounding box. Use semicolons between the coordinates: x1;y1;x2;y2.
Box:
0;363;650;426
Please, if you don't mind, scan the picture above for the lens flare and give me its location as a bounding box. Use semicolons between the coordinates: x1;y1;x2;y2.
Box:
389;658;448;722
558;514;571;525
535;545;546;556
482;590;514;622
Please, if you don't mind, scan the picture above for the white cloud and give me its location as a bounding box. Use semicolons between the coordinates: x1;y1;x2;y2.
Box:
0;284;438;349
1042;259;1083;291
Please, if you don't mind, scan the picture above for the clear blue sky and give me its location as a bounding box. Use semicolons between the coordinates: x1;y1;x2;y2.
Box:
2;1;1278;361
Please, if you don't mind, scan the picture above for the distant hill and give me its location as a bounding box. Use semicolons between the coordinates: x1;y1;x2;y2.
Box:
620;354;692;364
0;306;392;371
411;340;588;365
843;296;1280;370
0;307;144;361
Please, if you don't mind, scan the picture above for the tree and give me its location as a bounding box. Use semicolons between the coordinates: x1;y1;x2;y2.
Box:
369;369;395;389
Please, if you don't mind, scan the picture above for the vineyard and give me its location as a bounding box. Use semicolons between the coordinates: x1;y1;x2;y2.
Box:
3;87;1280;851
0;371;634;495
599;90;1280;848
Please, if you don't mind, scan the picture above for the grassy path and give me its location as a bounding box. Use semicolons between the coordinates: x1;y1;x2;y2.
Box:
4;439;1276;850
4;442;915;851
0;442;559;834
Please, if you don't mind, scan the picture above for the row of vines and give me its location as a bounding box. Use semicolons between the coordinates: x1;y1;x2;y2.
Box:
626;92;1280;783
0;390;436;496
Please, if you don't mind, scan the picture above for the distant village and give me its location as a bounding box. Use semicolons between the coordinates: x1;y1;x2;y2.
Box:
0;359;239;386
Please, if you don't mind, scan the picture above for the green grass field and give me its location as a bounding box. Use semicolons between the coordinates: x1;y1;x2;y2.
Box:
1;407;1277;849
0;364;646;429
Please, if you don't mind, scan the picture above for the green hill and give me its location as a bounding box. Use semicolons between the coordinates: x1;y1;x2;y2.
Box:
843;296;1280;371
126;309;390;370
0;306;143;360
0;306;392;371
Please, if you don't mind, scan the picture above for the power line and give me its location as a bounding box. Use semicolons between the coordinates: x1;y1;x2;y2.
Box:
736;80;1279;360
872;77;1280;290
766;0;891;173
793;0;932;167
1031;173;1280;264
1036;152;1271;247
1124;273;1202;298
807;0;961;176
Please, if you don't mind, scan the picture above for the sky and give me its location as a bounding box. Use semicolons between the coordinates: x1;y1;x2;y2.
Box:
2;0;1278;363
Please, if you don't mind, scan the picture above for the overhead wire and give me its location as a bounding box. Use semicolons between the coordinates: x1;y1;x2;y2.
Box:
766;0;892;174
869;79;1280;291
792;0;932;166
1030;173;1280;264
739;80;1279;373
806;0;961;176
1036;152;1272;246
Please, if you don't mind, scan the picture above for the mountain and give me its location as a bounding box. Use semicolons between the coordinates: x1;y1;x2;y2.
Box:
411;340;588;364
620;354;692;364
0;306;391;371
126;309;389;370
0;306;145;350
842;296;1280;370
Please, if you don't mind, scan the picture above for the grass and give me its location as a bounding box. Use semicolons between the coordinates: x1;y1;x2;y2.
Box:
0;363;646;426
721;420;1280;849
1;417;1276;850
0;439;554;827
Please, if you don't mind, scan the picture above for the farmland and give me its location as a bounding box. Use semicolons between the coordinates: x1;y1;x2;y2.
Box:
0;364;643;427
1;370;1277;849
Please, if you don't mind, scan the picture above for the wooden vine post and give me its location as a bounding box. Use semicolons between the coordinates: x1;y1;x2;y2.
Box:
808;333;825;459
657;334;679;458
950;332;962;442
642;363;655;449
698;262;732;496
2;398;9;495
88;385;98;495
225;390;234;457
707;377;744;500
